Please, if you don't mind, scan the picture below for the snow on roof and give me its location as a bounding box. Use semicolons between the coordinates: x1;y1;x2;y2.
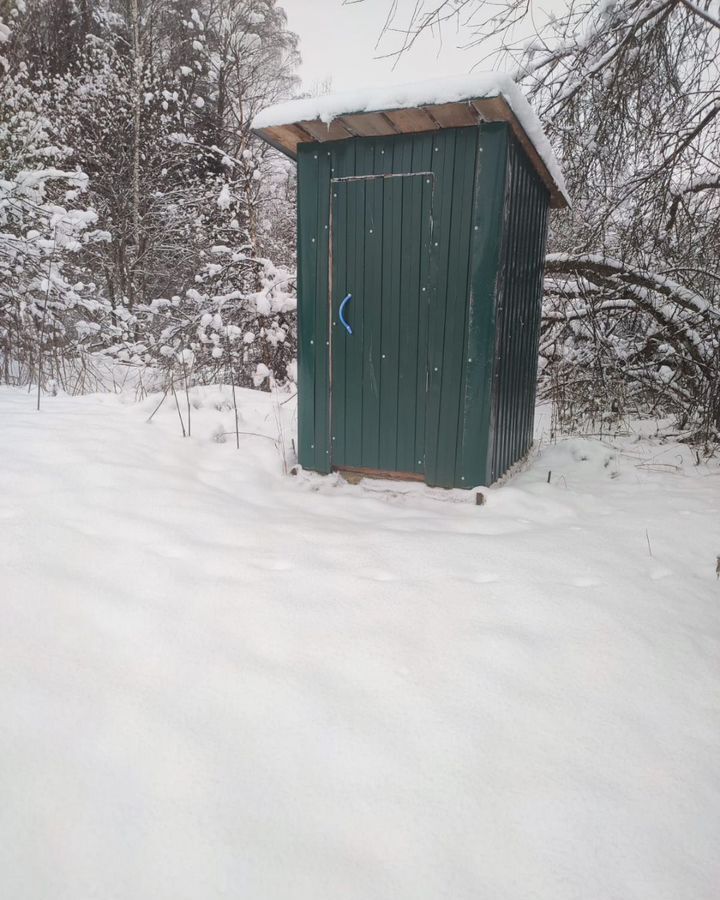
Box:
253;73;568;206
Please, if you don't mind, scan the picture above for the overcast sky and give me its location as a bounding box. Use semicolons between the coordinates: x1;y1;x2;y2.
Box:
281;0;524;93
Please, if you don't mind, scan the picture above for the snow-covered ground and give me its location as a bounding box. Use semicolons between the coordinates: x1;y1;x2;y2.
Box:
1;384;719;900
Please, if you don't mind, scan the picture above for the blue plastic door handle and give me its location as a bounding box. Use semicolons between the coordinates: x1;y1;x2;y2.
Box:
339;293;353;335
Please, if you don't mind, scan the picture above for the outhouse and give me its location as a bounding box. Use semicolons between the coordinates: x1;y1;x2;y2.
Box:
253;75;569;488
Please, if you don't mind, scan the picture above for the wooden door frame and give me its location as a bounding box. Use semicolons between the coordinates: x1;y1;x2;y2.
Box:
327;171;435;481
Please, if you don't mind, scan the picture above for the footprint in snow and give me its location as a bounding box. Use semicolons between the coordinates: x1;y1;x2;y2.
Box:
649;566;674;580
154;544;185;559
364;569;397;582
251;556;293;572
473;572;500;584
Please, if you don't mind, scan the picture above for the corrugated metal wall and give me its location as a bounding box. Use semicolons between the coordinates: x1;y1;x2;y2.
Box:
297;126;496;488
489;137;550;483
329;173;433;477
296;123;549;488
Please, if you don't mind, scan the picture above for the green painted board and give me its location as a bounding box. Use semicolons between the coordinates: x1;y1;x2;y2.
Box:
296;149;319;472
459;124;509;487
490;136;550;481
330;172;432;475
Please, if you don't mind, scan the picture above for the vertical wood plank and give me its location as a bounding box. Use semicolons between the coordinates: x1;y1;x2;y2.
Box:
378;169;402;470
314;148;332;471
296;146;319;471
345;176;366;466
395;172;425;474
520;162;535;464
412;135;434;473
362;151;383;468
331;179;348;465
459;123;509;487
525;179;550;452
453;131;481;486
435;127;476;487
496;149;521;477
424;128;456;486
329;140;356;468
489;136;551;482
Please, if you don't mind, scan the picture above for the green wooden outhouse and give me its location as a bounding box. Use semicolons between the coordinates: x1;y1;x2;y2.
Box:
254;76;569;488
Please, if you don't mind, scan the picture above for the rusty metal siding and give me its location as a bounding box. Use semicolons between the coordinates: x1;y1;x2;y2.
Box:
490;136;550;482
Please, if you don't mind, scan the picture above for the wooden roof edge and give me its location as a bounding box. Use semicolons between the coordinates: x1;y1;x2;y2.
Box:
253;96;569;209
253;126;298;160
470;98;568;209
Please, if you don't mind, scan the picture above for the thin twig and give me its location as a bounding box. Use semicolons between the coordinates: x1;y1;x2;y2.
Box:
146;384;170;423
182;358;192;437
171;382;186;437
217;430;279;445
228;350;240;450
36;227;57;411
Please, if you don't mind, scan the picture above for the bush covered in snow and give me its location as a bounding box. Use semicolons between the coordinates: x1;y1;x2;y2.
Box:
376;0;720;444
0;0;299;392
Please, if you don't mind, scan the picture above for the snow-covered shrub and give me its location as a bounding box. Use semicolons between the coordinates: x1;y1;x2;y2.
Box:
135;253;296;390
0;0;300;393
0;63;112;386
378;0;720;443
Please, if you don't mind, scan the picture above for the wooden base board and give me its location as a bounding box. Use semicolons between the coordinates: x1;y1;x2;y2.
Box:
335;466;425;486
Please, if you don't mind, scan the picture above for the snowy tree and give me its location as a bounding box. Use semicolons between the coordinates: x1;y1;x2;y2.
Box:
1;0;300;392
0;9;111;389
376;0;720;438
522;0;720;437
